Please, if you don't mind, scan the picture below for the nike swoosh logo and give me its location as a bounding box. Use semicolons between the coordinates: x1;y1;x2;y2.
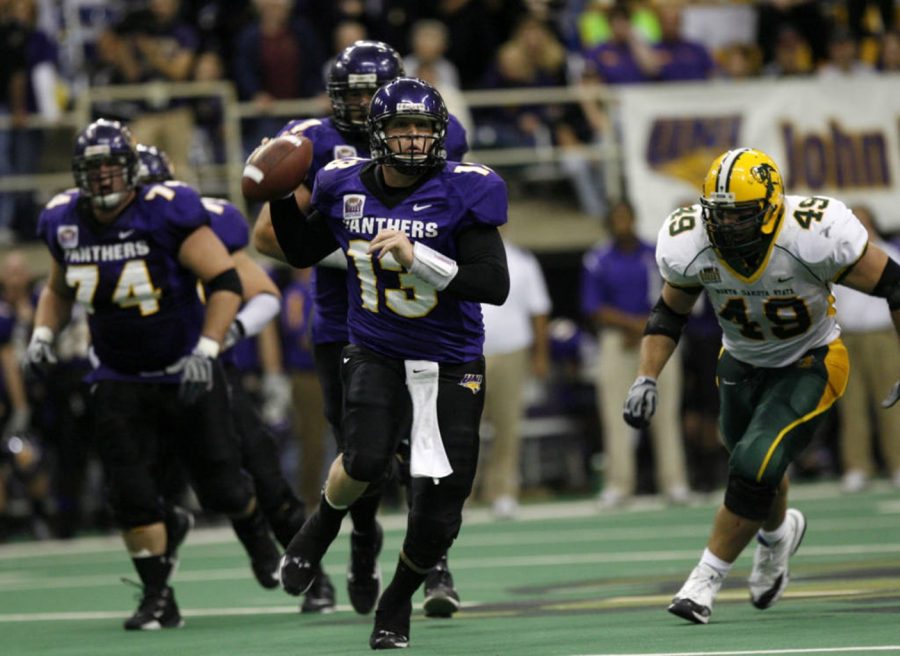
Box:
119;229;135;239
777;276;793;282
343;357;350;364
412;368;427;374
412;203;432;212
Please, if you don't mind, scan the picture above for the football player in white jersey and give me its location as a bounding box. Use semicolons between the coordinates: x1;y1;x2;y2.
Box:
622;148;900;625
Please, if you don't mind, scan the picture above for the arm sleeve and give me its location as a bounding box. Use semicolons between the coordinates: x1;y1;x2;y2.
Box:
444;224;509;304
269;196;339;268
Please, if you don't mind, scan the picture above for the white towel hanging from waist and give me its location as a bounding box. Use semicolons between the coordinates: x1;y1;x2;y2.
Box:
404;360;453;480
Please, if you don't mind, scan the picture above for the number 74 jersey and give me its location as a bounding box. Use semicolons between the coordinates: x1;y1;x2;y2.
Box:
657;194;868;368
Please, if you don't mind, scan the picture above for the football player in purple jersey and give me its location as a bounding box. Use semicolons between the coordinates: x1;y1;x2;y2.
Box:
252;40;470;617
23;120;274;631
269;78;509;649
136;144;336;612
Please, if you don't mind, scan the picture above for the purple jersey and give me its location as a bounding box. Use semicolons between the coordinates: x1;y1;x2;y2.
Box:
278;115;469;345
37;184;210;381
312;158;507;362
581;240;658;316
281;275;315;371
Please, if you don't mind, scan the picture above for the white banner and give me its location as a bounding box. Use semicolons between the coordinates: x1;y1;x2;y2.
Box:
618;76;900;240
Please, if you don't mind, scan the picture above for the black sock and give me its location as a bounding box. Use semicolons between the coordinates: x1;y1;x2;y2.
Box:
285;493;347;562
375;558;425;634
132;554;172;592
349;491;381;534
268;497;306;550
231;505;278;562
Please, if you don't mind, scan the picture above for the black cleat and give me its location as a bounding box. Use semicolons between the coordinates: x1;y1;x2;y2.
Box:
123;583;184;631
348;522;383;614
423;556;460;618
369;629;409;650
301;566;336;613
280;553;316;596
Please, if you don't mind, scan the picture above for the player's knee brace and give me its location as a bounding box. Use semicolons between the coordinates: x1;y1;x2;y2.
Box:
342;448;394;484
724;474;777;521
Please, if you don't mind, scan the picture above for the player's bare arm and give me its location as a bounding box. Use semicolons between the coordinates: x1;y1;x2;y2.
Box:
232;250;280;301
33;259;75;333
179;225;243;345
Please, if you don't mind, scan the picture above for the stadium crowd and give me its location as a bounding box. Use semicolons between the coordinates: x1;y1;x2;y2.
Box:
1;0;900;551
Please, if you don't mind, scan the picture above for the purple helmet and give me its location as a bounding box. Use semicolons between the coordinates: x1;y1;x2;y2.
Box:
72;118;138;211
135;144;174;184
367;77;448;175
327;40;404;137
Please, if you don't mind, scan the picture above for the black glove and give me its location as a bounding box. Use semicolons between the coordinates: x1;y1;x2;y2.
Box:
178;339;218;404
23;327;57;379
882;381;900;408
622;376;657;428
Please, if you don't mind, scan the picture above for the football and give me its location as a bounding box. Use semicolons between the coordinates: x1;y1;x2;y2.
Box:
241;135;313;202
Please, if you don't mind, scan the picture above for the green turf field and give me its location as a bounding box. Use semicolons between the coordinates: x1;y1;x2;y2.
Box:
1;480;899;655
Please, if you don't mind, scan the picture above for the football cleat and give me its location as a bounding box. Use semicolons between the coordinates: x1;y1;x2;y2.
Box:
667;563;724;625
749;508;807;609
369;629;409;650
348;522;383;614
301;565;336;613
123;583;183;631
280;553;316;596
423;555;460;618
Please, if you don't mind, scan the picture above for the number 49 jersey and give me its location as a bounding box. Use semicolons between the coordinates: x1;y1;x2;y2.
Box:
312;157;507;363
657;194;868;368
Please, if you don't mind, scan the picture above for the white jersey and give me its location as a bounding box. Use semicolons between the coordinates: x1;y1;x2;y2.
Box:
657;195;868;368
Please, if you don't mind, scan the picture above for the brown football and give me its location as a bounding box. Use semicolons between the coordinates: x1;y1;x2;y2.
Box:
241;134;313;202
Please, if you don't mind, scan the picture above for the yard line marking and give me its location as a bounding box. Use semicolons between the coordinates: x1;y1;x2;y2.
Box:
572;647;900;656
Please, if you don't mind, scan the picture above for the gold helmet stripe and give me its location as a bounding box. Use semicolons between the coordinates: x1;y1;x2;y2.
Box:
716;147;751;195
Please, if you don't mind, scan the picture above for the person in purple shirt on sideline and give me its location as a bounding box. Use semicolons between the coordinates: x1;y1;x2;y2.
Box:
23;120;274;632
581;200;689;508
135;144;335;612
270;78;508;650
253;40;470;618
654;5;715;82
582;2;658;85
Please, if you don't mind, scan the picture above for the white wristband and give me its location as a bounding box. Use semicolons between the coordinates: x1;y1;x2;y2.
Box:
195;336;220;359
409;241;458;291
235;293;281;339
32;326;54;343
317;248;348;270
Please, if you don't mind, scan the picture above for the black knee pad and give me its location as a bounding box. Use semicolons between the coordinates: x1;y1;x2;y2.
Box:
402;504;463;570
193;470;252;516
342;448;394;484
724;474;777;521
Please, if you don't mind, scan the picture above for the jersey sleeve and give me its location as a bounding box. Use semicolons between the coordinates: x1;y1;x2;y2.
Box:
655;209;703;288
461;168;508;228
798;198;869;281
36;190;79;263
205;198;249;253
153;184;210;252
311;157;367;218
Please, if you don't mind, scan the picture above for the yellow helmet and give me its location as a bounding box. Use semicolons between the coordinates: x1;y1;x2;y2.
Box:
700;148;785;262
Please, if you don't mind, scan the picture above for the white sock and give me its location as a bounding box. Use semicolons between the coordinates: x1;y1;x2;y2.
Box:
759;516;788;545
700;548;733;578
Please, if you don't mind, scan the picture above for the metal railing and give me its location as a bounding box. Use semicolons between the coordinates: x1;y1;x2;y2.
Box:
1;80;620;217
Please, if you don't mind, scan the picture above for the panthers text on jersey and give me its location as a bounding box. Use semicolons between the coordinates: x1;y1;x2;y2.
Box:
37;184;212;381
656;194;868;368
277;115;468;346
311;157;507;363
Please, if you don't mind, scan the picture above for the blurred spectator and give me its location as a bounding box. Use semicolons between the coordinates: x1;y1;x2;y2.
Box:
581;1;658;85
130;0;203;176
756;0;830;67
818;26;876;78
0;3;28;246
280;268;329;509
833;206;900;492
436;0;517;89
760;25;814;77
403;19;461;91
715;42;762;80
575;0;659;51
846;0;895;39
322;20;368;80
479;236;552;519
653;4;715;82
233;0;327;154
581;200;689;507
191;49;227;165
878;29;900;71
680;292;726;494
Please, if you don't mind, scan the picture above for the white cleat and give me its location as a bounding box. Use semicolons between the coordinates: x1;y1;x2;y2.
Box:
749;508;807;609
667;562;724;624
